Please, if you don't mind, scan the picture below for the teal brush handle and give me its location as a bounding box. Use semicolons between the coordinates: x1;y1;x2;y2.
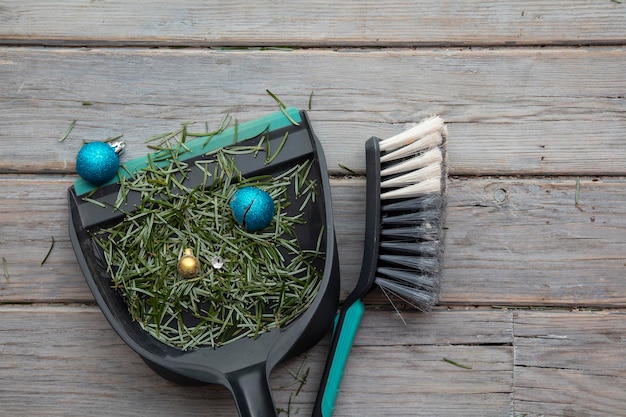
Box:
316;300;365;417
313;137;381;417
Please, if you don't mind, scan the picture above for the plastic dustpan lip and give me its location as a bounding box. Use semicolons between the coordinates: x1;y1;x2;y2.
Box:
73;107;305;197
68;110;339;391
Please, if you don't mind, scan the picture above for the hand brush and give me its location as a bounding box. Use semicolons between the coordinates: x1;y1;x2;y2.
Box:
312;116;448;417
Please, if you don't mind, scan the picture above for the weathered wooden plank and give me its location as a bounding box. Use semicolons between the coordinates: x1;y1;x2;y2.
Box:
513;310;626;416
2;176;625;308
0;1;624;47
0;305;513;417
4;302;624;415
443;177;626;307
353;307;513;347
1;47;625;176
333;344;512;417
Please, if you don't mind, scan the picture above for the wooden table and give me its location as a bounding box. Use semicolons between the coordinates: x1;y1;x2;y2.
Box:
2;2;626;416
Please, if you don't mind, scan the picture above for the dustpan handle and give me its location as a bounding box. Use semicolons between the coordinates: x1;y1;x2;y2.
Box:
227;362;277;417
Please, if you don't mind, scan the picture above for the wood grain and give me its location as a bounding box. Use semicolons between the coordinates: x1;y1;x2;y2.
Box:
1;47;625;176
514;310;626;416
1;1;625;47
0;305;514;417
2;176;625;307
2;2;626;416
2;305;625;416
443;177;626;307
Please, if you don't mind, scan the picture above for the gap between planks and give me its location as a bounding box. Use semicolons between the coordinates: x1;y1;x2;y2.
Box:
1;1;625;47
1;47;626;176
2;176;626;307
2;305;626;416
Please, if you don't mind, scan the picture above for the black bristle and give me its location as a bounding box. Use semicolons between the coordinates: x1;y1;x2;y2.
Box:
375;277;439;310
378;254;440;273
380;226;439;241
381;209;442;225
381;194;442;212
376;268;439;292
379;241;440;256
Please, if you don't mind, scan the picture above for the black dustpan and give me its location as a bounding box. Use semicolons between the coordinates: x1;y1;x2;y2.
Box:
68;109;339;417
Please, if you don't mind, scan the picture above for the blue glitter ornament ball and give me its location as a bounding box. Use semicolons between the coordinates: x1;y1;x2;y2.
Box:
230;187;275;232
76;142;120;186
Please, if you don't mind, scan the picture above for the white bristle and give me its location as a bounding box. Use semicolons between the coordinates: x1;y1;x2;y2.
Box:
378;116;444;153
380;131;442;163
380;176;441;199
380;164;441;189
380;148;443;177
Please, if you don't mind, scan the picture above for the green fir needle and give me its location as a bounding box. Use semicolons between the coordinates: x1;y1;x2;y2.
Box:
40;236;55;267
59;120;76;142
443;357;473;369
2;257;8;280
266;89;300;126
92;127;323;350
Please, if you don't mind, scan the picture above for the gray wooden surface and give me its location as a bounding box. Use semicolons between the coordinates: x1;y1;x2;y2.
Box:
1;2;626;416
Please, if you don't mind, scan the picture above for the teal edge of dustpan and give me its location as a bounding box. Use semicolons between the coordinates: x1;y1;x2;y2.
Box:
74;107;303;196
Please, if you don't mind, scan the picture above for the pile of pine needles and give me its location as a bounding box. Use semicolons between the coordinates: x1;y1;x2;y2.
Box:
92;125;323;350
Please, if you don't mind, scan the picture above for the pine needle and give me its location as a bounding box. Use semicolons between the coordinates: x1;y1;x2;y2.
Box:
338;164;357;174
266;89;300;126
443;357;473;369
2;257;8;280
265;132;289;165
40;236;55;267
91;129;323;350
59;120;76;142
575;177;584;212
82;197;107;208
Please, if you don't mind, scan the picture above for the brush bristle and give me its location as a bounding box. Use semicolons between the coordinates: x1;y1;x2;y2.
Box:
375;116;447;311
378;116;444;153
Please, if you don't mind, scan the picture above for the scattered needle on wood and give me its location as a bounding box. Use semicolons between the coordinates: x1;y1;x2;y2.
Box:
575;177;584;212
59;120;76;142
266;89;300;126
104;133;124;143
443;357;473;369
2;257;8;280
282;356;310;396
40;236;55;267
338;164;357;174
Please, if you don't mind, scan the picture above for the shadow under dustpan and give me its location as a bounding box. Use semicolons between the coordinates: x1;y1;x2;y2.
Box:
68;108;340;417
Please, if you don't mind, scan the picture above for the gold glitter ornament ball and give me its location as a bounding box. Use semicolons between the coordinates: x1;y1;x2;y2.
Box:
177;248;200;278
